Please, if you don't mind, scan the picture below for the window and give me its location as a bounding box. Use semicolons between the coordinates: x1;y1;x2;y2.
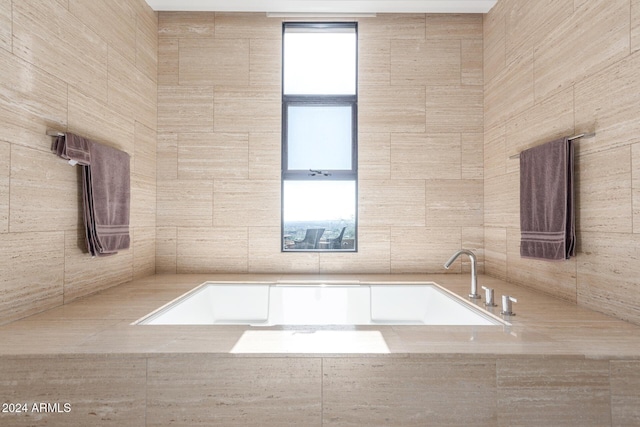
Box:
282;23;358;252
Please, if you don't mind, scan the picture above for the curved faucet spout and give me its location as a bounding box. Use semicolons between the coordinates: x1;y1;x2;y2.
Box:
444;249;480;299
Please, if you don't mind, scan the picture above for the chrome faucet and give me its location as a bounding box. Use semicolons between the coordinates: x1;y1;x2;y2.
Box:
444;249;481;299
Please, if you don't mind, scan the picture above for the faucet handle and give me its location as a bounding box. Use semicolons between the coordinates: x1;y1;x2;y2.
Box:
481;286;497;307
500;295;517;316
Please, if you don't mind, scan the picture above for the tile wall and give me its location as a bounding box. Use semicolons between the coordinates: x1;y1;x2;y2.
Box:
483;0;640;324
155;13;485;275
0;0;158;324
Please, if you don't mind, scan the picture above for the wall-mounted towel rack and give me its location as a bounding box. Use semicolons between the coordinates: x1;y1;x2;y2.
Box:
47;130;65;137
509;132;596;159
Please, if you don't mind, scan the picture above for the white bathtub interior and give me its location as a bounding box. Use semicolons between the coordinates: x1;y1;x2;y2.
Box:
135;282;505;326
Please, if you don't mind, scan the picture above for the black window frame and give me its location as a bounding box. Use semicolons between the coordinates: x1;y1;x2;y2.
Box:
281;22;358;252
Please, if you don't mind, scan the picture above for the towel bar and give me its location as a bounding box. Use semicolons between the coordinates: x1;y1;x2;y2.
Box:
509;132;595;159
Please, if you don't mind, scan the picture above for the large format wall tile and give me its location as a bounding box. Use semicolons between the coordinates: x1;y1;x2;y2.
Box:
178;132;249;180
0;141;9;233
0;356;146;427
497;358;611;426
425;180;483;227
177;227;248;272
0;0;10;52
323;358;497;426
179;38;250;86
213;180;280;227
634;0;640;53
634;143;640;233
425;85;483;133
391;39;461;86
214;86;280;133
578;232;640;325
0;232;64;323
390;227;462;273
158;86;214;133
391;133;461;180
359;180;425;227
157;180;213;227
147;356;322;426
248;226;320;273
533;0;630;101
610;360;640;426
359;85;426;133
13;0;109;103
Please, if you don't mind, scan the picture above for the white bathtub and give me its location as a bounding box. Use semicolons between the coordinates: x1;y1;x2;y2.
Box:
135;282;505;326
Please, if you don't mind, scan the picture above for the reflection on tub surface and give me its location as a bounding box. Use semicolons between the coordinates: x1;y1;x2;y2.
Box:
135;282;505;326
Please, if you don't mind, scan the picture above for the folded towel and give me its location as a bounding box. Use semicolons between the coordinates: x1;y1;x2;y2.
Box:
519;136;575;260
52;132;130;256
85;141;130;255
52;133;91;166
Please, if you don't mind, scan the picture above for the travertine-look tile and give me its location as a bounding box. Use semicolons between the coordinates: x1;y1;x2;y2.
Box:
634;143;640;233
425;13;483;39
484;227;507;279
249;133;280;180
63;233;133;303
483;4;506;85
505;0;573;65
134;122;157;180
425;180;483;227
214;86;280;133
358;14;425;40
426;85;483;133
484;172;519;228
133;226;155;279
13;0;109;102
390;227;462;273
506;228;577;303
69;0;137;63
319;227;391;273
158;38;179;85
0;356;146;427
462;133;483;179
0;49;67;151
484;124;506;179
67;87;135;155
533;0;630;101
505;87;574;165
177;227;248;273
610;360;640;426
0;232;64;324
158;12;215;38
155;227;177;273
135;2;158;82
358;133;391;180
178;132;249;180
359;180;425;227
497;358;611;427
214;12;282;39
576;147;632;233
156;180;213;227
358;38;390;86
248;227;320;273
391;39;461;86
462;38;483;85
130;174;156;228
250;38;281;86
179;38;250;86
9;145;80;233
359;85;425;133
462;226;485;274
158;86;214;133
0;141;8;232
484;50;534;129
157;133;178;180
108;47;157;130
391;133;461;180
324;358;497;426
578;232;640;325
147;356;322;427
633;0;640;53
0;0;10;52
575;52;640;156
213;180;280;227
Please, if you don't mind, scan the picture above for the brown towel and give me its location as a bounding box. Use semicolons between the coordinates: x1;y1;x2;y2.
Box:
53;132;130;256
519;136;575;260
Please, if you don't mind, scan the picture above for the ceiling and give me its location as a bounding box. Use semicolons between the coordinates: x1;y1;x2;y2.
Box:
144;0;498;14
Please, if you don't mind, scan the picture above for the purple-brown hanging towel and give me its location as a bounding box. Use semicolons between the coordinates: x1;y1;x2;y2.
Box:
52;132;130;256
519;136;575;260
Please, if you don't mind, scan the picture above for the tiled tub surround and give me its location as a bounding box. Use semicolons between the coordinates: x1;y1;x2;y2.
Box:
1;274;639;426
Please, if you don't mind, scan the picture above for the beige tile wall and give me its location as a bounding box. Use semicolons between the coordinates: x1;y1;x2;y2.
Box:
3;354;639;426
156;12;485;275
0;0;157;324
484;0;640;324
